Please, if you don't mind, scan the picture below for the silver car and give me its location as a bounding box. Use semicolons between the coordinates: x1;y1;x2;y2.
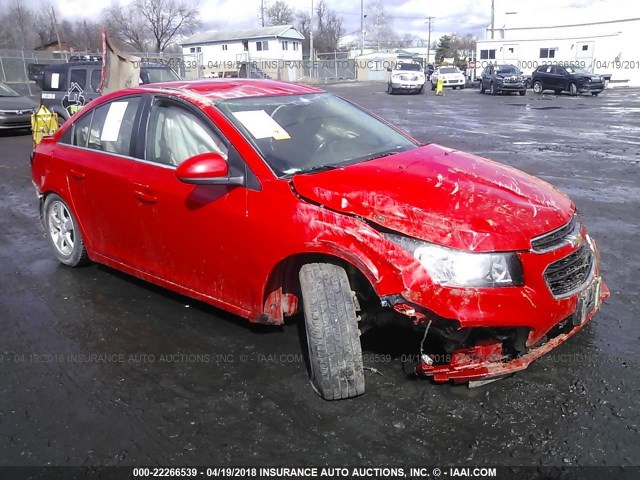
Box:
0;83;37;130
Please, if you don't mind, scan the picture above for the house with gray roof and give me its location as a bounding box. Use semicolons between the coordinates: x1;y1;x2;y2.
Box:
182;25;304;78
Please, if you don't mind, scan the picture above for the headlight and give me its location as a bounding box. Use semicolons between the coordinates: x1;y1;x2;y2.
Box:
383;233;524;287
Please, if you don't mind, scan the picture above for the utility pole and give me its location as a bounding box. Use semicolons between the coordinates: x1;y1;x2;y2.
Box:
309;0;314;76
260;0;265;27
426;16;433;65
490;0;495;39
360;0;364;56
50;6;66;60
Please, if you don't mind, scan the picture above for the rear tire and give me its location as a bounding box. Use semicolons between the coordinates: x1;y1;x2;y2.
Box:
299;263;365;400
43;193;89;267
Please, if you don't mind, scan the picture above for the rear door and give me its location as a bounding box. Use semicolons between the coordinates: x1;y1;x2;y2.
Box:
60;95;149;267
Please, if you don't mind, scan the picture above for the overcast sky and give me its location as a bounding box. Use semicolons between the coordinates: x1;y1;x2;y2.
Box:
29;0;640;43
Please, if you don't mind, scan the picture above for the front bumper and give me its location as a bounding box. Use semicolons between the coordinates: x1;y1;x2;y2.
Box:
578;83;604;93
0;113;32;129
498;82;525;91
391;81;424;90
415;276;609;382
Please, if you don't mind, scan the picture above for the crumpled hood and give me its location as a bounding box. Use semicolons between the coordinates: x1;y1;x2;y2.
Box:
291;144;574;252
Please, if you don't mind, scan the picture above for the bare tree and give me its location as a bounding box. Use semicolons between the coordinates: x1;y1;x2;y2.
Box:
366;0;396;50
295;10;311;55
6;0;37;48
311;0;343;53
104;0;200;52
266;1;294;26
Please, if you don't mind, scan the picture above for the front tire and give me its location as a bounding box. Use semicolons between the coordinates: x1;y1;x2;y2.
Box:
43;194;89;267
569;83;578;96
533;80;544;94
299;263;365;400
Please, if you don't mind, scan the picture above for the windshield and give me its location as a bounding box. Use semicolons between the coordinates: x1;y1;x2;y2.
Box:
142;67;180;84
217;93;418;177
0;83;20;97
497;66;519;74
439;67;459;74
396;63;421;71
565;66;590;75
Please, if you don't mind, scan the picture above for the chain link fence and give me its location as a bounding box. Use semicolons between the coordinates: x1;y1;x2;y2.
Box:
0;48;358;86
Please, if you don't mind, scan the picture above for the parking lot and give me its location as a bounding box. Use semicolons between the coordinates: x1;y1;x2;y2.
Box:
0;82;639;470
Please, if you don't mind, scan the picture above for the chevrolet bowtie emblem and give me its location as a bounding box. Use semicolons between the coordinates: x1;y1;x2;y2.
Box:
568;231;585;248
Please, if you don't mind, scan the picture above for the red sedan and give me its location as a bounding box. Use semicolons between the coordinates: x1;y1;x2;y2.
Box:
31;79;608;400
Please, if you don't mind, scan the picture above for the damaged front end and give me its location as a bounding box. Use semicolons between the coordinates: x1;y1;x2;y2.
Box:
381;270;608;385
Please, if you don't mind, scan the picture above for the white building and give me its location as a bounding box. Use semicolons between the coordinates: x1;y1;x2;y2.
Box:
475;2;640;87
181;25;304;79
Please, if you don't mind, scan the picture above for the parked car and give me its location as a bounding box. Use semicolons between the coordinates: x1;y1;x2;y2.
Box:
0;82;38;131
479;64;526;96
531;64;604;96
31;79;608;400
387;61;425;94
39;61;180;125
430;66;466;90
424;63;435;80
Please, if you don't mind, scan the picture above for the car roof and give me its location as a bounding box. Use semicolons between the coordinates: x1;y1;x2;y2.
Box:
129;78;324;101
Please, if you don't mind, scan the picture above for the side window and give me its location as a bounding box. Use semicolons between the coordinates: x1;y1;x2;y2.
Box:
551;66;563;75
86;97;141;155
70;69;87;90
90;70;101;93
72;111;93;148
44;70;66;91
145;101;228;166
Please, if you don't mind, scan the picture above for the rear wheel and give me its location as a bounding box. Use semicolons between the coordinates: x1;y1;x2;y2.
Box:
299;263;365;400
43;194;89;267
533;80;543;94
592;92;599;97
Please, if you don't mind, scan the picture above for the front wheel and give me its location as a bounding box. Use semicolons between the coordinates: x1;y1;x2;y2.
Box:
569;83;578;96
533;80;544;94
43;194;89;267
299;263;365;400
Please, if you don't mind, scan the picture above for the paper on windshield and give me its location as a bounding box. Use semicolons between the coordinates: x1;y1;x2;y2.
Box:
232;110;291;140
51;73;59;89
100;101;129;142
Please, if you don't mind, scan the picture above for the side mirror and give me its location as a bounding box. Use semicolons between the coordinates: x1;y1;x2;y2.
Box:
176;152;244;186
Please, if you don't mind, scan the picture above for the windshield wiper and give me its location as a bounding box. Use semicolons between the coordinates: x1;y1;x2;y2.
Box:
299;164;341;175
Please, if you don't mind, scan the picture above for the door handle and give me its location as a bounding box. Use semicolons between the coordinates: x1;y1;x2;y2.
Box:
69;169;85;180
133;184;157;204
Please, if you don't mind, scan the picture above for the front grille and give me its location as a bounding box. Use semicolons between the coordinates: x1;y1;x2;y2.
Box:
531;215;578;252
400;74;418;81
544;243;594;297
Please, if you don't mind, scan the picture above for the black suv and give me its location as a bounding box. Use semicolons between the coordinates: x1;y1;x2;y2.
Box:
531;64;604;96
39;61;180;124
479;64;526;96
